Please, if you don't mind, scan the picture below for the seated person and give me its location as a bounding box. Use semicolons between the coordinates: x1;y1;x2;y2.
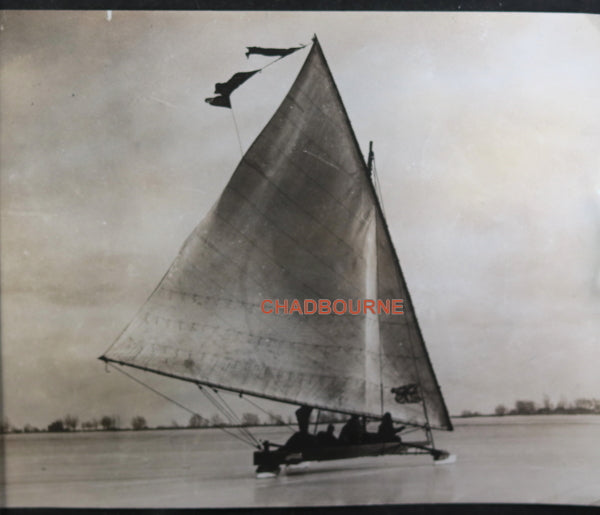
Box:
377;412;405;442
316;424;338;446
338;415;363;445
281;405;317;452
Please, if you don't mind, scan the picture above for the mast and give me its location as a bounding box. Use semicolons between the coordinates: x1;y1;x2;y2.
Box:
364;208;381;414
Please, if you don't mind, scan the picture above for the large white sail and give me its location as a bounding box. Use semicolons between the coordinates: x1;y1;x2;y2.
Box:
102;38;452;431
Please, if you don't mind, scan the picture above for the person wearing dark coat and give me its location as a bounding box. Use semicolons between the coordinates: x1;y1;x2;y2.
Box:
339;415;363;445
316;424;338;446
281;405;317;452
377;412;405;442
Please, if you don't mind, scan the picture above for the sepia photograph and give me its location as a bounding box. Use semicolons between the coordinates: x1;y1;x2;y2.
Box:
1;10;599;508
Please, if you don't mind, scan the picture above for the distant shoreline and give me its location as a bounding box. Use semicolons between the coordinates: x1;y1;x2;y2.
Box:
3;412;600;436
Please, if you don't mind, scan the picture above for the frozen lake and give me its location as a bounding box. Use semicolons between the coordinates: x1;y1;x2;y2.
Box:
2;415;600;507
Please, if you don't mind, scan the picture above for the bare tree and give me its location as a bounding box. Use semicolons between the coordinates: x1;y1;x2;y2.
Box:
48;419;65;432
0;418;11;434
82;418;99;431
241;412;260;426
575;398;594;412
100;415;117;430
131;416;148;430
515;400;536;415
63;414;78;431
188;414;207;428
210;414;224;427
495;404;507;416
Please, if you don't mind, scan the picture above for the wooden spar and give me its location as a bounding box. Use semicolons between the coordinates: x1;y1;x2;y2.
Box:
98;356;434;430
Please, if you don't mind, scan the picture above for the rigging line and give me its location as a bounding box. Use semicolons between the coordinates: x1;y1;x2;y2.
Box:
372;158;386;219
406;327;435;446
108;362;200;417
399;427;421;436
108;363;257;448
259;55;288;71
378;322;384;417
200;386;259;446
200;386;238;425
199;388;233;424
207;387;242;424
213;389;261;445
216;425;260;448
241;395;296;434
257;45;307;72
198;389;258;448
230;107;244;158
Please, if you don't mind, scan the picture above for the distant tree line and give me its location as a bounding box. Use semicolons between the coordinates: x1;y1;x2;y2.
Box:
0;410;279;434
1;407;354;434
6;397;598;434
459;397;600;418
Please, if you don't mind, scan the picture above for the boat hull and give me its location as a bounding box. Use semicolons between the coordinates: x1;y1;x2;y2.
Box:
254;440;431;468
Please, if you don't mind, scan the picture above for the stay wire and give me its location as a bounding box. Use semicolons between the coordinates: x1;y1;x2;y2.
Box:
198;388;258;448
109;363;201;418
230;107;244;158
107;363;257;449
213;389;261;446
199;387;239;426
241;395;296;434
203;387;240;425
371;157;386;219
199;386;259;447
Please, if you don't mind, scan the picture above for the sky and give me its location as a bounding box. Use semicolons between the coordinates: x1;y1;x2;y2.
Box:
1;11;600;430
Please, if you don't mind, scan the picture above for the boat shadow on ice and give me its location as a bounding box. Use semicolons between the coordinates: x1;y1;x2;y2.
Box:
252;456;457;505
263;455;438;478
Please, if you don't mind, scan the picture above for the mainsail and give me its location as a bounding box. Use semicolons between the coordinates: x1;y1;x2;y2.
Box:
101;37;452;431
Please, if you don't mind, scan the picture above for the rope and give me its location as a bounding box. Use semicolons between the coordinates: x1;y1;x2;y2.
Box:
259;53;292;71
107;363;258;449
202;389;259;448
371;157;386;219
230;107;244;158
199;386;260;447
109;363;203;418
213;389;261;446
204;387;241;425
241;395;296;434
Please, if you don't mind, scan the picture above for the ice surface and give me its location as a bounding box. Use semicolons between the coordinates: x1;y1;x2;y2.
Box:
2;415;599;507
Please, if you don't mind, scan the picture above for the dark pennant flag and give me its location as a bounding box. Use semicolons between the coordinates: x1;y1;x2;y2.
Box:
214;70;260;96
205;95;231;109
205;70;260;109
391;384;422;404
245;45;306;59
